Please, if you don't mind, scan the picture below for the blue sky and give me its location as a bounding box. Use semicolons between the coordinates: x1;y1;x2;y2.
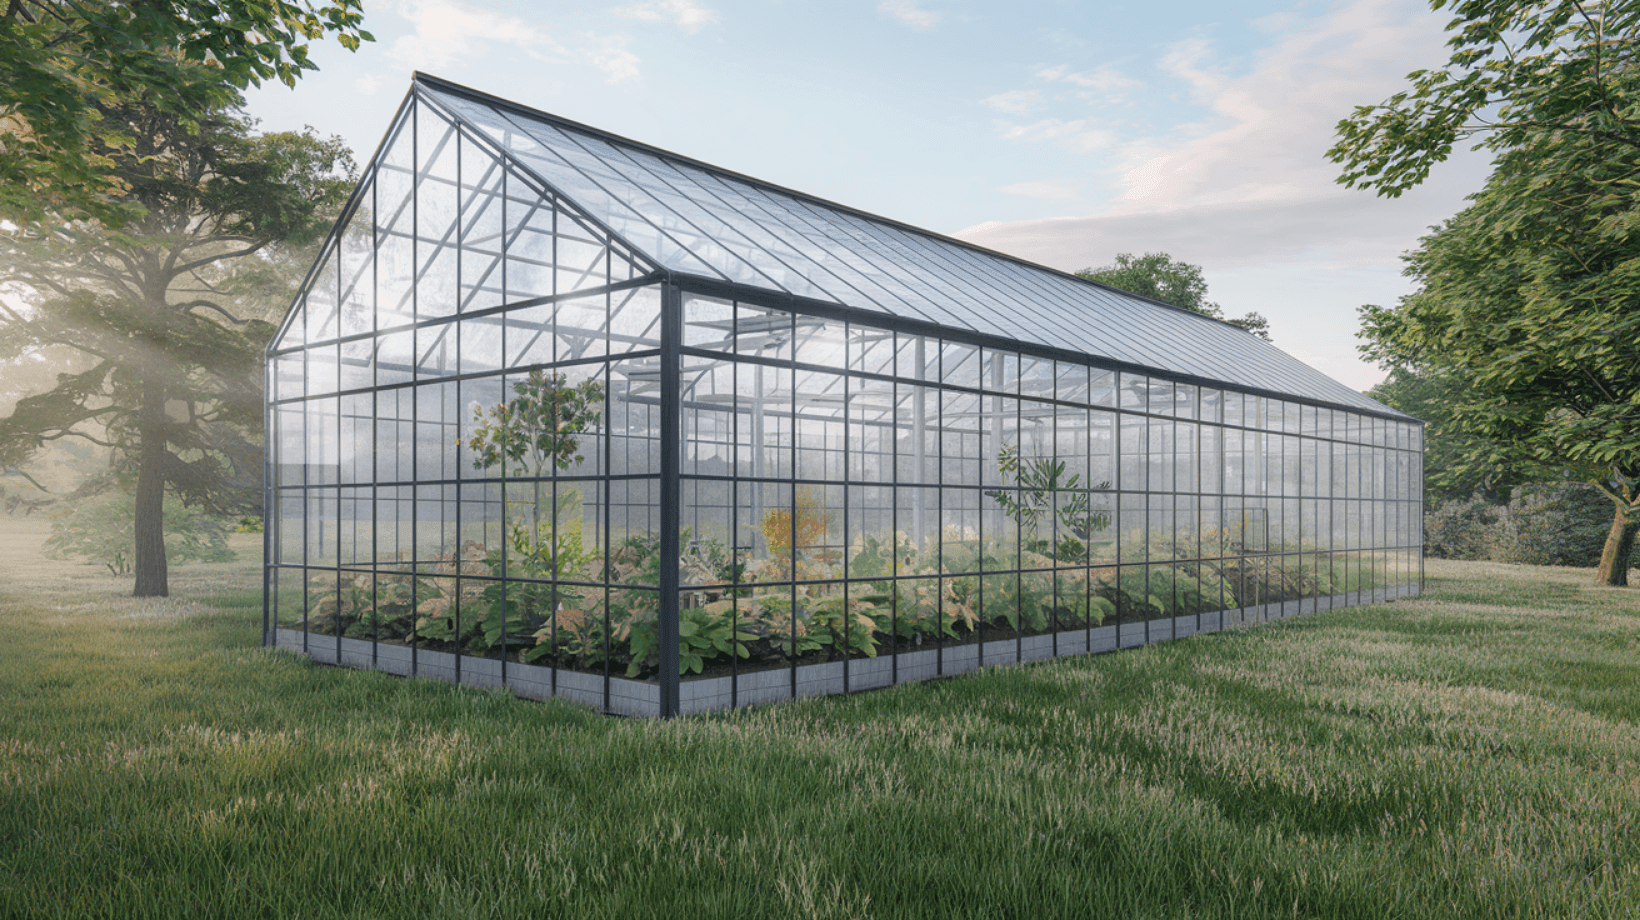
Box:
244;0;1491;391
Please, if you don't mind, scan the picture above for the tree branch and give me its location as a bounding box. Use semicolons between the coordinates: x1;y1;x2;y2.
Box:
2;466;53;494
175;299;253;325
170;241;271;277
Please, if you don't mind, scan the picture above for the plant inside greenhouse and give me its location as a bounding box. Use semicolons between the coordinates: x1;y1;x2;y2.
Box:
266;74;1423;716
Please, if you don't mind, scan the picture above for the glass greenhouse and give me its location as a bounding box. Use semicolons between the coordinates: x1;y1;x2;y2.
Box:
265;74;1423;717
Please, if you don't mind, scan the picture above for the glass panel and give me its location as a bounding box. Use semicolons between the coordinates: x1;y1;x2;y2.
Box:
414;108;460;321
338;186;375;337
684;292;734;350
458;133;506;314
849;323;896;377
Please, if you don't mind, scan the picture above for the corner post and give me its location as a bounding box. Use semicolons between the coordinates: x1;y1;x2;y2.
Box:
262;357;273;647
659;279;683;718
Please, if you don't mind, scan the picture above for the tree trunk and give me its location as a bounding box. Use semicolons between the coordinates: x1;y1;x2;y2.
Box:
133;376;168;597
1596;501;1638;587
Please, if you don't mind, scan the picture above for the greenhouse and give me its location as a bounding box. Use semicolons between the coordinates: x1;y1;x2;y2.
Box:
264;74;1423;717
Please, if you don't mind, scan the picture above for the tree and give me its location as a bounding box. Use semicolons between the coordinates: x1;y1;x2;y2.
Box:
0;69;354;596
1328;0;1640;197
1076;252;1271;339
1333;0;1640;585
1;0;370;226
1356;128;1640;584
1366;365;1549;504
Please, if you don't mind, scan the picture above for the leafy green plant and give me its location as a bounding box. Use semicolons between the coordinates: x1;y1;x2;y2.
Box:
465;371;605;478
1095;566;1221;619
805;592;883;658
305;569;433;639
628;598;761;678
44;491;233;576
461;372;605;660
405;541;491;644
478;489;595;655
986;444;1110;560
1487;483;1612;567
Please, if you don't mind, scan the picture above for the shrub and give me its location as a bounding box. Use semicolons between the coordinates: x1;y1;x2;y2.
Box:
1423;497;1496;560
44;492;235;575
1486;483;1611;567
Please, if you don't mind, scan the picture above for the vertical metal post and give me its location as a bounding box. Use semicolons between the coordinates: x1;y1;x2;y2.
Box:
658;280;682;718
1417;424;1425;595
912;337;926;547
262;361;274;647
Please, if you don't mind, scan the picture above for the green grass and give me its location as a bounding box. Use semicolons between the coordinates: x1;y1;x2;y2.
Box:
2;528;1639;918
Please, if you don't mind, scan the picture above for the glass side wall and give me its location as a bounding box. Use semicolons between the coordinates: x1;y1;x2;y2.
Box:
669;291;1422;704
267;94;667;709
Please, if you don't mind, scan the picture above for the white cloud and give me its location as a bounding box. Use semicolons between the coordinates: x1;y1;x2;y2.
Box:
353;73;383;96
964;0;1489;261
617;0;720;33
982;63;1140;150
955;0;1497;391
379;1;645;85
998;179;1083;202
983;89;1042;115
386;0;561;71
879;0;940;30
590;38;642;84
1034;63;1143;96
1155;36;1223;101
1000;118;1116;153
1106;0;1478;214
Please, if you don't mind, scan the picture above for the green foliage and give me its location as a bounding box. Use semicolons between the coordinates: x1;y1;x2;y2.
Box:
306;568;436;640
0;0;371;226
465;371;606;478
1079;252;1216;313
986;443;1110;560
1367;367;1548;504
1328;0;1640;198
1423;497;1497;561
1427;483;1614;567
1098;566;1221;619
307;514;1397;677
1489;483;1614;567
1335;0;1640;584
1076;252;1272;340
44;492;232;575
806;593;884;658
0;74;357;596
1356;126;1640;581
492;491;596;654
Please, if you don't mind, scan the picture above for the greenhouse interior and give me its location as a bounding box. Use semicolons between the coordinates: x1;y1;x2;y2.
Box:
265;73;1424;717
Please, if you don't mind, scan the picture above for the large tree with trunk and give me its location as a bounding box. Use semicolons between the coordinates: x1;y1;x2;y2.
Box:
0;63;353;596
1332;0;1640;586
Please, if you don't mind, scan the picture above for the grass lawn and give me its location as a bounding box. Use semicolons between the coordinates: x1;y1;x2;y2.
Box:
1;516;1637;919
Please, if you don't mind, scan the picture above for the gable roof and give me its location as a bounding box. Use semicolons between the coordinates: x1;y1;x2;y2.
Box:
408;73;1402;419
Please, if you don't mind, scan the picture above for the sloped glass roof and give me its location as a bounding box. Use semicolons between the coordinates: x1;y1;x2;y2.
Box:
415;75;1401;418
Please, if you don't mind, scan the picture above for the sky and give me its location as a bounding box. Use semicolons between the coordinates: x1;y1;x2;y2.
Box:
243;0;1492;393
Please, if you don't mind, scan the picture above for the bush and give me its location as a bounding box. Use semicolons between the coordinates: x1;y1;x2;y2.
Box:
44;493;235;575
1424;482;1614;567
1485;483;1612;567
1424;497;1496;560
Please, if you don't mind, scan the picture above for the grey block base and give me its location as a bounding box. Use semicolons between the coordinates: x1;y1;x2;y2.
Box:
270;581;1422;717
